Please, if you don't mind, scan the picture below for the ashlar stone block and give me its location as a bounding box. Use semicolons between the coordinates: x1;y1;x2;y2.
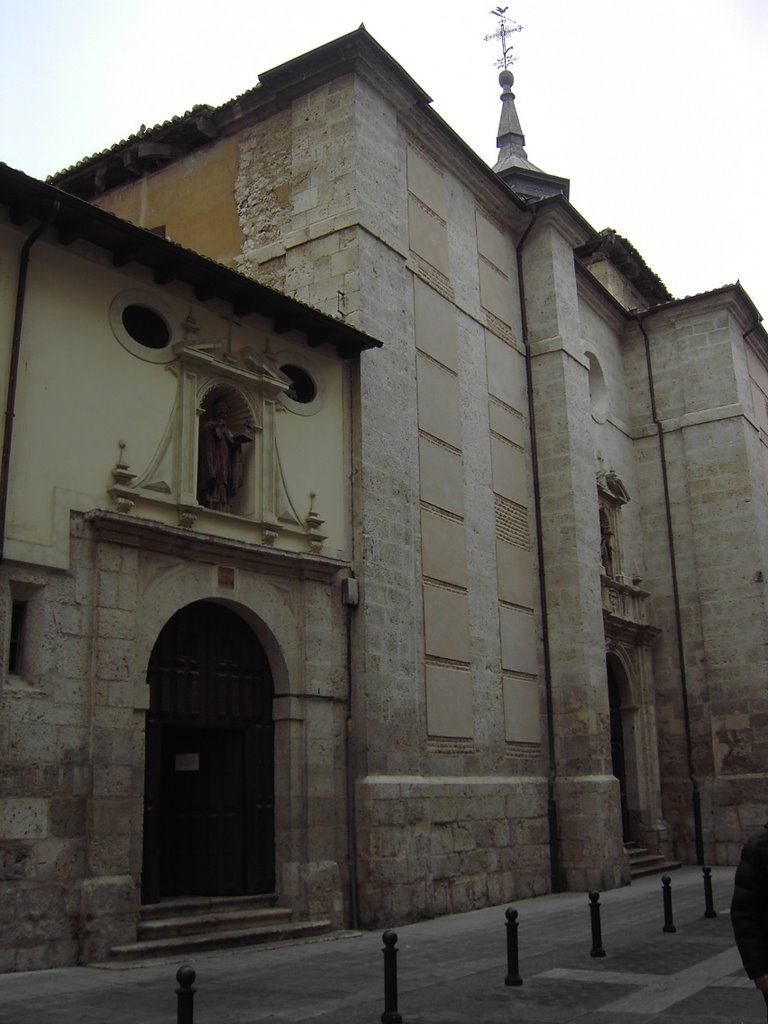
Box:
416;355;461;447
418;437;464;517
0;798;48;839
499;605;538;675
503;676;541;744
421;510;468;588
413;276;458;371
486;332;525;411
425;664;473;738
423;584;471;663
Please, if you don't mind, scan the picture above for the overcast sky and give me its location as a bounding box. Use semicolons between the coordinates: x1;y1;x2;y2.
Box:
2;0;766;317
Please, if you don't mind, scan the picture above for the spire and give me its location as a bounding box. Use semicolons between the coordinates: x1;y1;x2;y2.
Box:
493;68;539;177
485;9;570;201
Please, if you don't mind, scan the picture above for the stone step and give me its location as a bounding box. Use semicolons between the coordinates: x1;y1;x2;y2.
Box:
140;892;278;922
110;893;333;961
139;906;293;941
631;858;683;878
111;918;333;961
625;845;682;879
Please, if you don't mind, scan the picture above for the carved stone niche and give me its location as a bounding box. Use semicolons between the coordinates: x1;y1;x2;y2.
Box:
597;470;658;643
108;337;329;550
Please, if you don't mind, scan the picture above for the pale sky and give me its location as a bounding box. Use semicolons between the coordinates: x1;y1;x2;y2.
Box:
2;0;766;317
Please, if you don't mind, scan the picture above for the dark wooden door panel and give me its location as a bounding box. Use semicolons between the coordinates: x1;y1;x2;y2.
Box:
142;602;274;902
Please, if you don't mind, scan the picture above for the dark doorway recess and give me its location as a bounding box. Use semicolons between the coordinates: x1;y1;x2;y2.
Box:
142;601;274;903
607;657;631;843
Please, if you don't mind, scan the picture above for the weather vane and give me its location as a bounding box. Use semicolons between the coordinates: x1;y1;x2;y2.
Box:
484;7;523;70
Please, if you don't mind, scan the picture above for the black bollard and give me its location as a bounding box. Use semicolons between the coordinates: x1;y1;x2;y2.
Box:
703;866;717;918
662;874;676;933
176;965;196;1024
381;930;403;1024
589;891;606;958
504;907;523;986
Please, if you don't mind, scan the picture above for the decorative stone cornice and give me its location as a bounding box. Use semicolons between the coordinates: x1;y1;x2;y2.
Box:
525;197;595;250
83;510;347;583
639;283;766;341
601;575;660;647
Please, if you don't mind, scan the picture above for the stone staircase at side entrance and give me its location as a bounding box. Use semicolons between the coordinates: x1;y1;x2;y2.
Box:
109;893;333;961
625;842;682;879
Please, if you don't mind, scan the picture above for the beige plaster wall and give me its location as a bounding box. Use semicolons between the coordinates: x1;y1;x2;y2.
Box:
0;222;351;567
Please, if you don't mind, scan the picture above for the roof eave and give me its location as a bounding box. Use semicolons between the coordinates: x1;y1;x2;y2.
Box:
1;163;380;358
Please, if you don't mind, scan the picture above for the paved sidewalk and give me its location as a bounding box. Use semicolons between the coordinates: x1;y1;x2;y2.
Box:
1;866;764;1023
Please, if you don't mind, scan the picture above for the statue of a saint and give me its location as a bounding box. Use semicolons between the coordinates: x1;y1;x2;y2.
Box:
599;507;614;577
197;399;254;512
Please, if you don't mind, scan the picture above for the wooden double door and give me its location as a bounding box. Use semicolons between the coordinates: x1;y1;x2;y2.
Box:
142;601;274;902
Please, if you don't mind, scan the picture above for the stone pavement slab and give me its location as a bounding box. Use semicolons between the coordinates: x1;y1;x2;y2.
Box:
1;866;766;1024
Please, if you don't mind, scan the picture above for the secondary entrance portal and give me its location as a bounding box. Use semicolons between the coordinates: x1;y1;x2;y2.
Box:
142;601;274;902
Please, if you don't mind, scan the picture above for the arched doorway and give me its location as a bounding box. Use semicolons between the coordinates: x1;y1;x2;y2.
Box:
142;601;274;903
606;655;631;843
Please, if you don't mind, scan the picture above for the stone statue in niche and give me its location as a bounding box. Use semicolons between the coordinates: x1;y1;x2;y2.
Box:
599;506;614;577
197;399;255;512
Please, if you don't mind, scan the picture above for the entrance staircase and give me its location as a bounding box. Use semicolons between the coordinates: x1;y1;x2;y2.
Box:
110;893;333;961
625;842;682;879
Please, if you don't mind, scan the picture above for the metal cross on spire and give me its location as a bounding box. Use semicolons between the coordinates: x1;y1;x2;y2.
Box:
484;7;523;70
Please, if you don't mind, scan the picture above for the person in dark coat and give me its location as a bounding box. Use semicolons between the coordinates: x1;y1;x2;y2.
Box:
731;824;768;1005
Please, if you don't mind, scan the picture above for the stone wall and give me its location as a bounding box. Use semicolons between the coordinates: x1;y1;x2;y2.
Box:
39;34;768;947
0;521;96;971
355;776;549;925
229;62;560;917
522;214;626;889
629;303;768;863
0;510;355;968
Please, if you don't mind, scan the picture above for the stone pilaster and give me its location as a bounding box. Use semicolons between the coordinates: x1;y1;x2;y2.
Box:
522;211;625;888
636;300;768;862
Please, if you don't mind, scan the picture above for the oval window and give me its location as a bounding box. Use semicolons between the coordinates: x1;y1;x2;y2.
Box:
281;364;317;405
110;290;177;363
121;304;171;350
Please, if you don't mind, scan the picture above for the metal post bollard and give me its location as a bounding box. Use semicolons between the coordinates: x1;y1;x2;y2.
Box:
589;891;606;958
703;865;717;918
504;907;523;986
662;874;676;933
381;930;403;1024
176;965;196;1024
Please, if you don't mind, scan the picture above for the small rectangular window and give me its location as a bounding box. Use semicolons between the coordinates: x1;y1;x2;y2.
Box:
8;600;26;674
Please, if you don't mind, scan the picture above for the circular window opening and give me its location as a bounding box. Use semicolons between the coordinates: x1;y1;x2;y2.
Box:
121;304;171;350
281;364;316;404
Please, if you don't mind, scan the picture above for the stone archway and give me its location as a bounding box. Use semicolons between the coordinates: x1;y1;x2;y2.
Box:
141;600;275;903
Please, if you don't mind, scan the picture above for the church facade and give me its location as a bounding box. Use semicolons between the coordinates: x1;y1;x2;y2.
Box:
2;26;767;970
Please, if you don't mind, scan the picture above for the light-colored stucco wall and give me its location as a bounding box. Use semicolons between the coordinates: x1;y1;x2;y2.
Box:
0;218;350;566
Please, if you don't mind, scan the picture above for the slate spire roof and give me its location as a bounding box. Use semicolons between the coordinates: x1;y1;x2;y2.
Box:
491;67;570;201
493;68;539;176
